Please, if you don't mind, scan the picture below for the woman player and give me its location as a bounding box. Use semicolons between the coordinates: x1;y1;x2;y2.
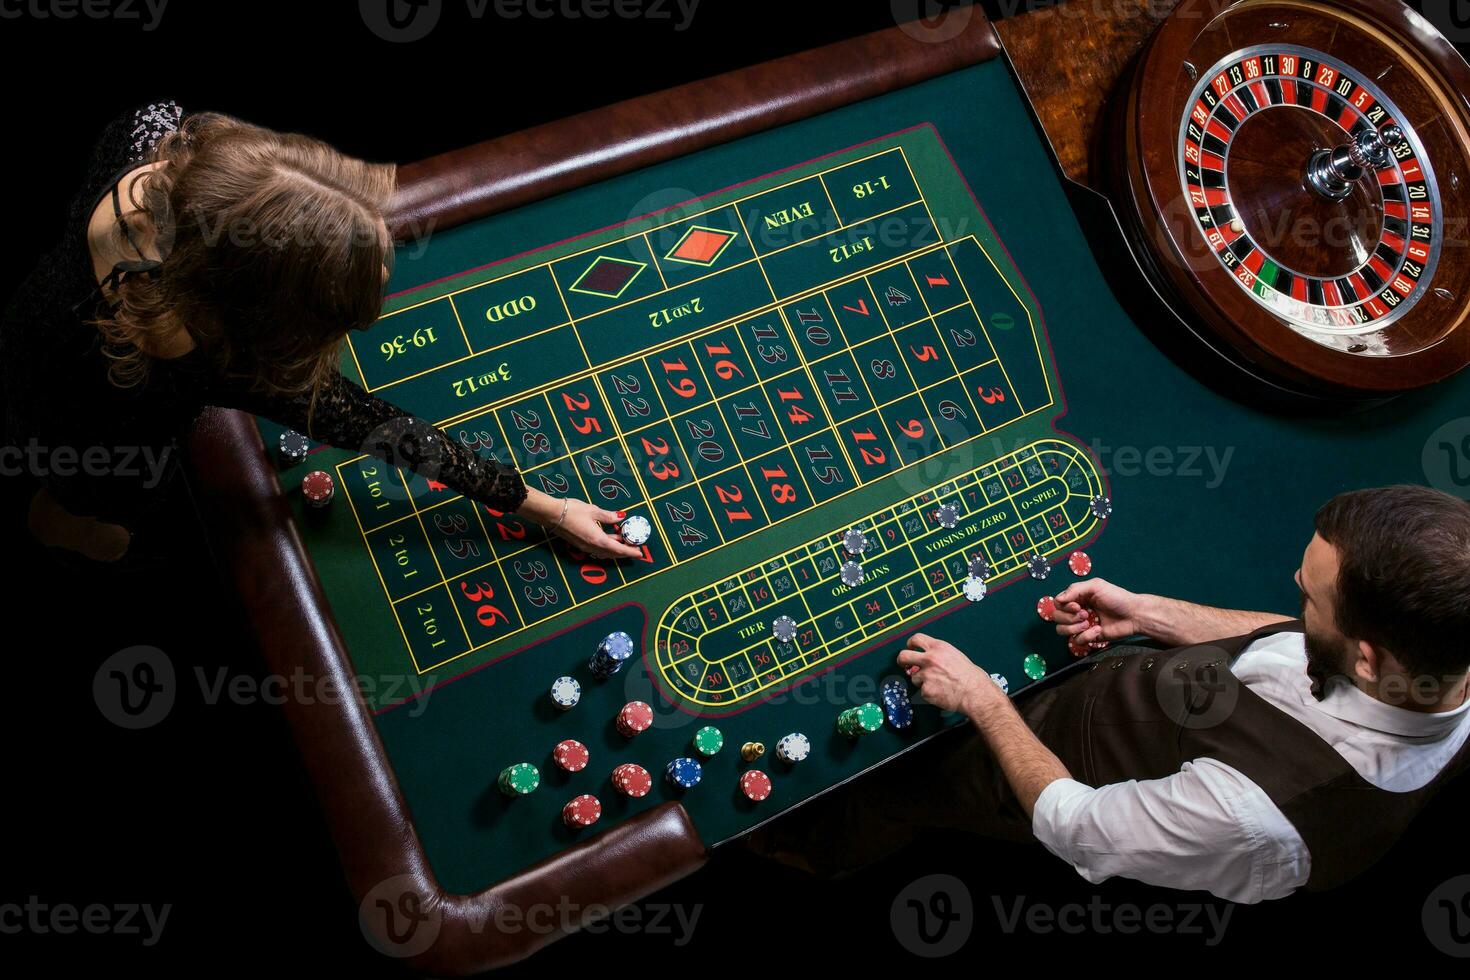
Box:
2;102;641;565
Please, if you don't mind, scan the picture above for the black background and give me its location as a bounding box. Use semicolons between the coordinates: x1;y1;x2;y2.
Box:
2;0;1467;972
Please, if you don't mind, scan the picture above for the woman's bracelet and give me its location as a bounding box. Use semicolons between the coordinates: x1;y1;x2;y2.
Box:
549;497;571;531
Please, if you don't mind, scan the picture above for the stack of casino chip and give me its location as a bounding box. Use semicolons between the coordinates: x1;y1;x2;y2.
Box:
589;631;635;678
774;732;810;764
665;757;702;788
550;675;581;710
553;739;589;773
692;725;724;757
562;794;602;828
301;470;335;508
497;763;540;797
881;678;914;729
611;763;652;798
615;700;654;737
277;429;309;467
837;702;884;737
739;770;772;802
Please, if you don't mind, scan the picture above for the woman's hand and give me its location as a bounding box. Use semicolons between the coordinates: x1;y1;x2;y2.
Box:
518;490;643;560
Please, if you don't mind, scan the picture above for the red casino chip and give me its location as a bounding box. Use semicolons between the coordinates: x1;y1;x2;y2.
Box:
616;700;653;737
1068;551;1092;576
611;763;652;798
301;470;335;508
739;769;772;802
562;794;602;828
553;739;589;772
1036;596;1057;622
1068;634;1091;657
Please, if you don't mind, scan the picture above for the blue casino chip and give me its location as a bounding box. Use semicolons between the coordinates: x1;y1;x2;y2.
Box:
881;677;914;730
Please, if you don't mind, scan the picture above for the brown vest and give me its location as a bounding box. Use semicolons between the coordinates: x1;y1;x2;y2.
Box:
1023;621;1470;890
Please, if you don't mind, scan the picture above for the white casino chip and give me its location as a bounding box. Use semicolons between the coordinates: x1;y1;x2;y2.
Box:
620;514;652;546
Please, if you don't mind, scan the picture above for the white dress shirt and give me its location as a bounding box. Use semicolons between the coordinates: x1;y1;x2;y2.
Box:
1030;631;1470;903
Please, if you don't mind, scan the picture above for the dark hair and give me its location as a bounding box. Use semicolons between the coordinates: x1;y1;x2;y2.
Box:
1315;485;1470;678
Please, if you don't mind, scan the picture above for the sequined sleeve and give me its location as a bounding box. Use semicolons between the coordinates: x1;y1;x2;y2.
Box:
213;370;529;512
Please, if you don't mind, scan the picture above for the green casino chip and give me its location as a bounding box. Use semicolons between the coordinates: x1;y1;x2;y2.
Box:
693;725;724;756
1023;653;1047;681
498;762;541;796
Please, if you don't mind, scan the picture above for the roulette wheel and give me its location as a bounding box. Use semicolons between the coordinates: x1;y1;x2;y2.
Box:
1109;0;1470;397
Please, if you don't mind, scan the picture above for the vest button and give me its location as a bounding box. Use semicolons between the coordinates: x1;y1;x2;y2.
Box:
1202;660;1221;669
1174;661;1189;671
1110;659;1125;669
1141;658;1156;671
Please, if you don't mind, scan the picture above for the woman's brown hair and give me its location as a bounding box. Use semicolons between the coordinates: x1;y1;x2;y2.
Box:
98;112;396;402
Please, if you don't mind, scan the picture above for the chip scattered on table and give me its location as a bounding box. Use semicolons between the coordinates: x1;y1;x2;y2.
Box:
619;514;652;546
611;763;652;798
838;702;884;737
881;677;914;729
935;503;959;529
562;794;602;828
1027;553;1051;580
968;555;991;579
589;631;634;678
497;763;540;797
616;700;654;737
693;725;724;757
553;739;589;772
277;429;309;467
771;614;798;644
962;576;987;602
739;769;772;802
842;528;868;555
549;675;582;710
840;560;864;587
665;757;703;788
775;732;811;763
1023;653;1048;680
1068;551;1092;576
1090;495;1113;520
990;672;1010;694
301;470;335;508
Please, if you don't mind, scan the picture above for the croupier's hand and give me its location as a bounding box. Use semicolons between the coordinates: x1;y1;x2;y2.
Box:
897;633;1002;717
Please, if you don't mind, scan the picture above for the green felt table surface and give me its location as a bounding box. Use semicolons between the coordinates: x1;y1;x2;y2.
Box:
257;57;1470;895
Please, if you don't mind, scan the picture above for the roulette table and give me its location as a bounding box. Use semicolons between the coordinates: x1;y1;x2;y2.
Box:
188;1;1470;971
